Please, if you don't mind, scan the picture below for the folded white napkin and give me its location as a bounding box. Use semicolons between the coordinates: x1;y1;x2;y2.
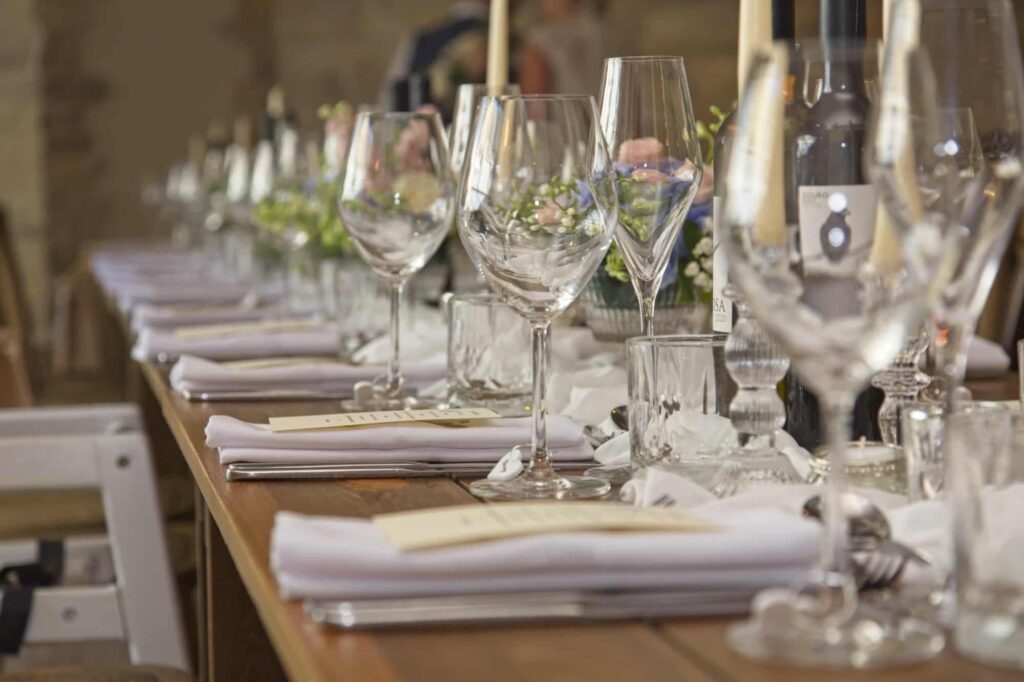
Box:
132;324;340;361
549;365;627;427
131;302;299;331
206;414;594;465
270;505;819;599
966;336;1011;378
170;353;446;394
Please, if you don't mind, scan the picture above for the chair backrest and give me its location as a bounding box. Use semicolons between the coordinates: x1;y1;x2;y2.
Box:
0;428;189;671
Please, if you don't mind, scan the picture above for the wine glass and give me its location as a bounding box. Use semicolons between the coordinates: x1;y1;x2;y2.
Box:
338;111;454;409
723;41;953;666
879;0;1024;411
457;95;618;500
598;56;704;335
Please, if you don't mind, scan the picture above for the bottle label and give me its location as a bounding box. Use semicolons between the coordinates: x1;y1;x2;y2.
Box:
796;184;878;276
711;196;732;332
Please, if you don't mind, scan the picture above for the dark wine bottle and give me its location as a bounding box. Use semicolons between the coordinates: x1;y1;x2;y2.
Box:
712;0;798;334
783;0;883;450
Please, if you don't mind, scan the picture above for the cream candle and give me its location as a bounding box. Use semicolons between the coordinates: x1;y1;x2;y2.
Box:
486;0;509;96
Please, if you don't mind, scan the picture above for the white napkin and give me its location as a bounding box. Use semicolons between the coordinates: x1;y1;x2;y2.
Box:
205;414;594;465
169;354;447;394
549;365;627;428
270;505;820;599
131;302;302;331
132;324;340;361
966;336;1011;378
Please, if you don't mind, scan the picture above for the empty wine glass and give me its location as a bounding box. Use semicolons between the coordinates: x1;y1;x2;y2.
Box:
879;0;1024;410
457;94;618;500
339;111;455;409
723;39;953;666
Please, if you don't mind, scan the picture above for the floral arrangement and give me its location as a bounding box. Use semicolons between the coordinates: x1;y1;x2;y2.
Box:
598;106;729;306
253;101;355;258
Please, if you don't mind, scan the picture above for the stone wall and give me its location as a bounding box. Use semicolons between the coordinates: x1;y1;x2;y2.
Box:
0;0;48;341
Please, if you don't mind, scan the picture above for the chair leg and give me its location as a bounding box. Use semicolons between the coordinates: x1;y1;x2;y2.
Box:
97;433;190;673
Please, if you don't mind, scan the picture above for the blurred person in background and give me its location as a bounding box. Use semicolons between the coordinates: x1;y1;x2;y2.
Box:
381;0;494;121
518;0;604;97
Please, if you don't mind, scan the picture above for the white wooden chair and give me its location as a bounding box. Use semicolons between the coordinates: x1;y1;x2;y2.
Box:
0;429;189;672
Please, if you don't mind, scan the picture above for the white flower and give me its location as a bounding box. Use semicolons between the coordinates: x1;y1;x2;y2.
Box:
694;272;711;291
693;237;713;256
683;261;700;278
700;257;713;271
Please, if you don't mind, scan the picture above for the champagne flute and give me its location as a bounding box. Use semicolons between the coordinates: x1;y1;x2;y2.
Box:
878;0;1024;411
457;95;618;500
598;56;704;335
724;40;952;666
338;111;454;409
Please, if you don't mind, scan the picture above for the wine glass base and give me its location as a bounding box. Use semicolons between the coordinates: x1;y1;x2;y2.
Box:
728;579;945;668
583;464;632;484
469;472;611;501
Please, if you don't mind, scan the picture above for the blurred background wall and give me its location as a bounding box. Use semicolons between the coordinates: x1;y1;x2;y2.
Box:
0;0;992;348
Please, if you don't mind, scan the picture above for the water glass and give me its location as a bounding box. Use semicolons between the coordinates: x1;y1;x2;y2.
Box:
946;403;1022;668
627;334;734;481
445;293;531;414
902;401;1008;502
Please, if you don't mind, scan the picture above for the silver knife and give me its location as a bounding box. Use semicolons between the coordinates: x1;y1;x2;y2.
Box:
225;460;587;481
181;387;354;401
304;589;755;629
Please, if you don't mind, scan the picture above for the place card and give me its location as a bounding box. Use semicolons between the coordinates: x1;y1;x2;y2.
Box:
373;502;721;551
174;319;315;341
267;407;502;433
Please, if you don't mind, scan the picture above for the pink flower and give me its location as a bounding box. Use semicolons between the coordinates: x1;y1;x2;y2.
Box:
535;200;563;226
617;137;666;166
631;168;672;184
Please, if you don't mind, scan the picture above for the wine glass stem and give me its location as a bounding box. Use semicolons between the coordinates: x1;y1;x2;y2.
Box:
821;395;853;574
529;321;551;473
634;278;659;337
940;323;970;413
386;278;405;396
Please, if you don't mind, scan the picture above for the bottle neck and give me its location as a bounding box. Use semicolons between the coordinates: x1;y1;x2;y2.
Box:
820;0;866;94
772;0;795;41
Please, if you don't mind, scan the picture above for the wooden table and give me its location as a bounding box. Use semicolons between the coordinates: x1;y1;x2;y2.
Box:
136;363;1024;682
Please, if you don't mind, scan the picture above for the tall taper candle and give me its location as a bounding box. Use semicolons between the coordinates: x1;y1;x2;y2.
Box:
487;0;509;95
870;0;922;277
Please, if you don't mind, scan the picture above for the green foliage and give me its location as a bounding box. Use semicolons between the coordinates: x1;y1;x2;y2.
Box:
695;103;732;166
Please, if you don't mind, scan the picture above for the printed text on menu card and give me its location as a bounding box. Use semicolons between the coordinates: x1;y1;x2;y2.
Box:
267;407;502;432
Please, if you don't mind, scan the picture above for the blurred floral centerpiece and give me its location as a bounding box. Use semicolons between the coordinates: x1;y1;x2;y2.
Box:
582;107;727;341
252;101;356;261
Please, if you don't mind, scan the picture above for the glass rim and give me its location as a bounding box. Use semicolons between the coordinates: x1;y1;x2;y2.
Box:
625;333;728;349
487;93;596;103
355;110;442;122
604;55;686;64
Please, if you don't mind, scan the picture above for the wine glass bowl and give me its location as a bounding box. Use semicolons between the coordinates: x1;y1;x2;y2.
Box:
457;94;618;500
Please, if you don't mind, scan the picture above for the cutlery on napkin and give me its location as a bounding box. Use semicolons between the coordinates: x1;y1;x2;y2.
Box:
205;413;594;465
269;504;819;600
